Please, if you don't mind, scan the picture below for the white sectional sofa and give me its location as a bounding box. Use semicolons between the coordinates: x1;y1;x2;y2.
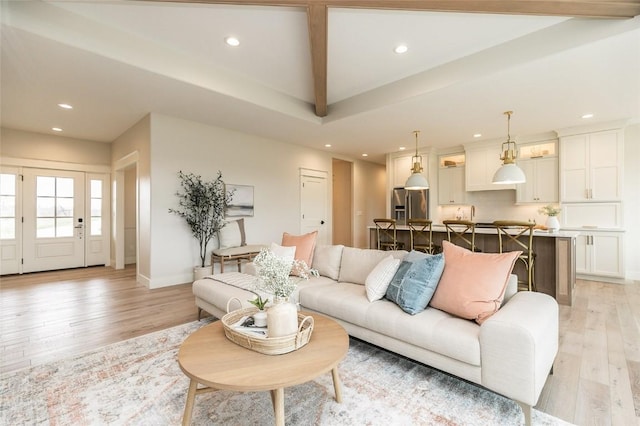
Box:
192;244;559;425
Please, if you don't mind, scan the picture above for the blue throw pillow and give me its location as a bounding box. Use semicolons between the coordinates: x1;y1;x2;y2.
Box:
403;250;429;263
385;253;445;315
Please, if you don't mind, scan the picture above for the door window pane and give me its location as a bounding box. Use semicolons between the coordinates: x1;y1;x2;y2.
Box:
0;196;15;217
56;178;74;198
56;218;74;237
56;198;74;217
37;176;55;197
37;218;55;238
0;218;15;239
37;197;55;217
0;174;16;195
89;179;102;236
91;217;102;236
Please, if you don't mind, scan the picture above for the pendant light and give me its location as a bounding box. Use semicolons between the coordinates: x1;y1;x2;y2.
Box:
404;130;430;190
492;111;526;184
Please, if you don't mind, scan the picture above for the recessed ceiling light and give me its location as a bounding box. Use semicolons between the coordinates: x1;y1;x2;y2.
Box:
362;153;368;157
394;45;408;54
582;113;594;119
399;146;406;151
58;103;73;109
324;144;332;148
225;37;240;47
52;127;63;132
473;133;482;138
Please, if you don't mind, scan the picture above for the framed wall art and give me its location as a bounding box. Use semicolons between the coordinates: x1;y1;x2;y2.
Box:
226;184;254;217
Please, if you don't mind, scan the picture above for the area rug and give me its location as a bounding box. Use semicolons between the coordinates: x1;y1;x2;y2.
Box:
0;320;572;426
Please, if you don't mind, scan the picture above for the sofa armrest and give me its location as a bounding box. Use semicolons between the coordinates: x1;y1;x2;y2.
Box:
480;291;558;406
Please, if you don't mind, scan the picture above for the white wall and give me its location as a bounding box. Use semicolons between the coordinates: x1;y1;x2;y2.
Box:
147;113;381;287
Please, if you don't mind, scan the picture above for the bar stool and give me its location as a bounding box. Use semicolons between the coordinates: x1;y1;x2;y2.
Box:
373;218;404;251
493;220;536;292
443;220;479;252
407;219;436;254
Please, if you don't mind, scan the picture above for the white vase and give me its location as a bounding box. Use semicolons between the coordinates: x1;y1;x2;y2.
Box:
267;298;298;337
546;216;560;233
193;265;212;281
253;310;267;327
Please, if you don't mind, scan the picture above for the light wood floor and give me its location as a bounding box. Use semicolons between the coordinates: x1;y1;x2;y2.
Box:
1;266;638;425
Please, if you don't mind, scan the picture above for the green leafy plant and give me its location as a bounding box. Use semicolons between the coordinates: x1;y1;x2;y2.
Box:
248;295;269;310
538;204;561;217
169;170;234;267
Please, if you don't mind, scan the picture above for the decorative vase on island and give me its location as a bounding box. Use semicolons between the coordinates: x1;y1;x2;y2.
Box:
267;298;298;337
546;216;560;233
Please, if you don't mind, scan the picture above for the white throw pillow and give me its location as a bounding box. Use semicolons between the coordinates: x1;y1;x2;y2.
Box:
312;245;344;280
218;219;245;249
365;255;401;302
269;242;296;262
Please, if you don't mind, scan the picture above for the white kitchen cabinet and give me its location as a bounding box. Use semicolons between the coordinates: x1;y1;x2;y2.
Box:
516;157;558;203
560;129;623;202
438;165;466;205
464;144;515;191
575;231;624;278
392;155;413;188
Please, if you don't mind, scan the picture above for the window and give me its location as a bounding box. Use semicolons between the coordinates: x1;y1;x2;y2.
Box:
0;173;16;240
36;176;74;238
90;179;102;236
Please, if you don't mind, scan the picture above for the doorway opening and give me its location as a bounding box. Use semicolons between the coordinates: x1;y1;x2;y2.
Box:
332;159;352;247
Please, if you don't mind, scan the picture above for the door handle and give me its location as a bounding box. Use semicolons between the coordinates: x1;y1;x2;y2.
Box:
320;220;325;225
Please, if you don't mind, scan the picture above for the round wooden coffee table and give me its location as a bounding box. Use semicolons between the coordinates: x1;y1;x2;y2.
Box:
178;312;349;426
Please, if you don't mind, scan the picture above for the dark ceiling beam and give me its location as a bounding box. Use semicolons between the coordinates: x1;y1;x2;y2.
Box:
307;4;328;117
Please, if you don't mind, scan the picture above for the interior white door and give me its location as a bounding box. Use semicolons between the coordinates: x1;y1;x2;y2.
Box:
22;169;85;273
0;167;22;275
300;169;329;246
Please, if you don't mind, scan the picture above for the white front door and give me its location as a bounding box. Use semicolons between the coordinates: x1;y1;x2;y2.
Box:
22;169;86;273
0;167;22;275
300;169;329;245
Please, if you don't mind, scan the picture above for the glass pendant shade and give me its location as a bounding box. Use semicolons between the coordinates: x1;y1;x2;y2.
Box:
404;130;429;190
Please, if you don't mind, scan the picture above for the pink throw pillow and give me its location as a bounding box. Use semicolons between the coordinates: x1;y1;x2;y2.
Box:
430;241;521;324
281;231;318;267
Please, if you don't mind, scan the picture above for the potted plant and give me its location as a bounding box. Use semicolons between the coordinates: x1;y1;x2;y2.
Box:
538;204;561;233
252;248;318;337
169;170;234;279
248;295;269;327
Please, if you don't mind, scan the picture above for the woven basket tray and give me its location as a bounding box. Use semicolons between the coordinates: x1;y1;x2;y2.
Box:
221;298;314;355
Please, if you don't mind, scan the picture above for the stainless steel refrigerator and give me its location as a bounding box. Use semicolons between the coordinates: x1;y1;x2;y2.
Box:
392;187;429;225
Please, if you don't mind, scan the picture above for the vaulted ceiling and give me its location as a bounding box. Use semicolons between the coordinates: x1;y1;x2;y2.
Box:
2;0;639;163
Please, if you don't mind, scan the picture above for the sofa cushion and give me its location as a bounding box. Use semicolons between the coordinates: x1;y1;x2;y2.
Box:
339;247;407;285
365;255;401;302
299;282;481;366
430;241;520;324
218;218;246;249
312;244;344;280
282;231;317;266
385;253;445;315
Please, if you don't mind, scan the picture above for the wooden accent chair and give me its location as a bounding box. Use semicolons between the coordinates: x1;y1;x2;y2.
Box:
373;218;404;251
407;219;436;254
493;220;537;291
443;219;479;252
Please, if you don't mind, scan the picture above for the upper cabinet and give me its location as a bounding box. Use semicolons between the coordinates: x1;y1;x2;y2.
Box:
438;153;466;205
516;140;558;204
391;155;413;188
464;142;515;191
560;129;623;202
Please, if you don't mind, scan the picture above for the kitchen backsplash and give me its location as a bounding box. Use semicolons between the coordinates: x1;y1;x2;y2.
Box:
434;190;556;226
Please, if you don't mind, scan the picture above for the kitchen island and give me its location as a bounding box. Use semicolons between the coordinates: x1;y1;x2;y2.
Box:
368;224;578;306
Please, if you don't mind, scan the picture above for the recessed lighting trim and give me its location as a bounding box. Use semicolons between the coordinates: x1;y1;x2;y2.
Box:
225;37;240;47
324;144;332;148
394;44;408;54
362;153;368;157
52;127;63;132
581;113;594;119
399;146;406;151
58;103;73;109
473;133;482;138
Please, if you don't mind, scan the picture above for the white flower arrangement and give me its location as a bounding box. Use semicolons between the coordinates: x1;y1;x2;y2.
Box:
538;204;561;217
253;248;318;299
